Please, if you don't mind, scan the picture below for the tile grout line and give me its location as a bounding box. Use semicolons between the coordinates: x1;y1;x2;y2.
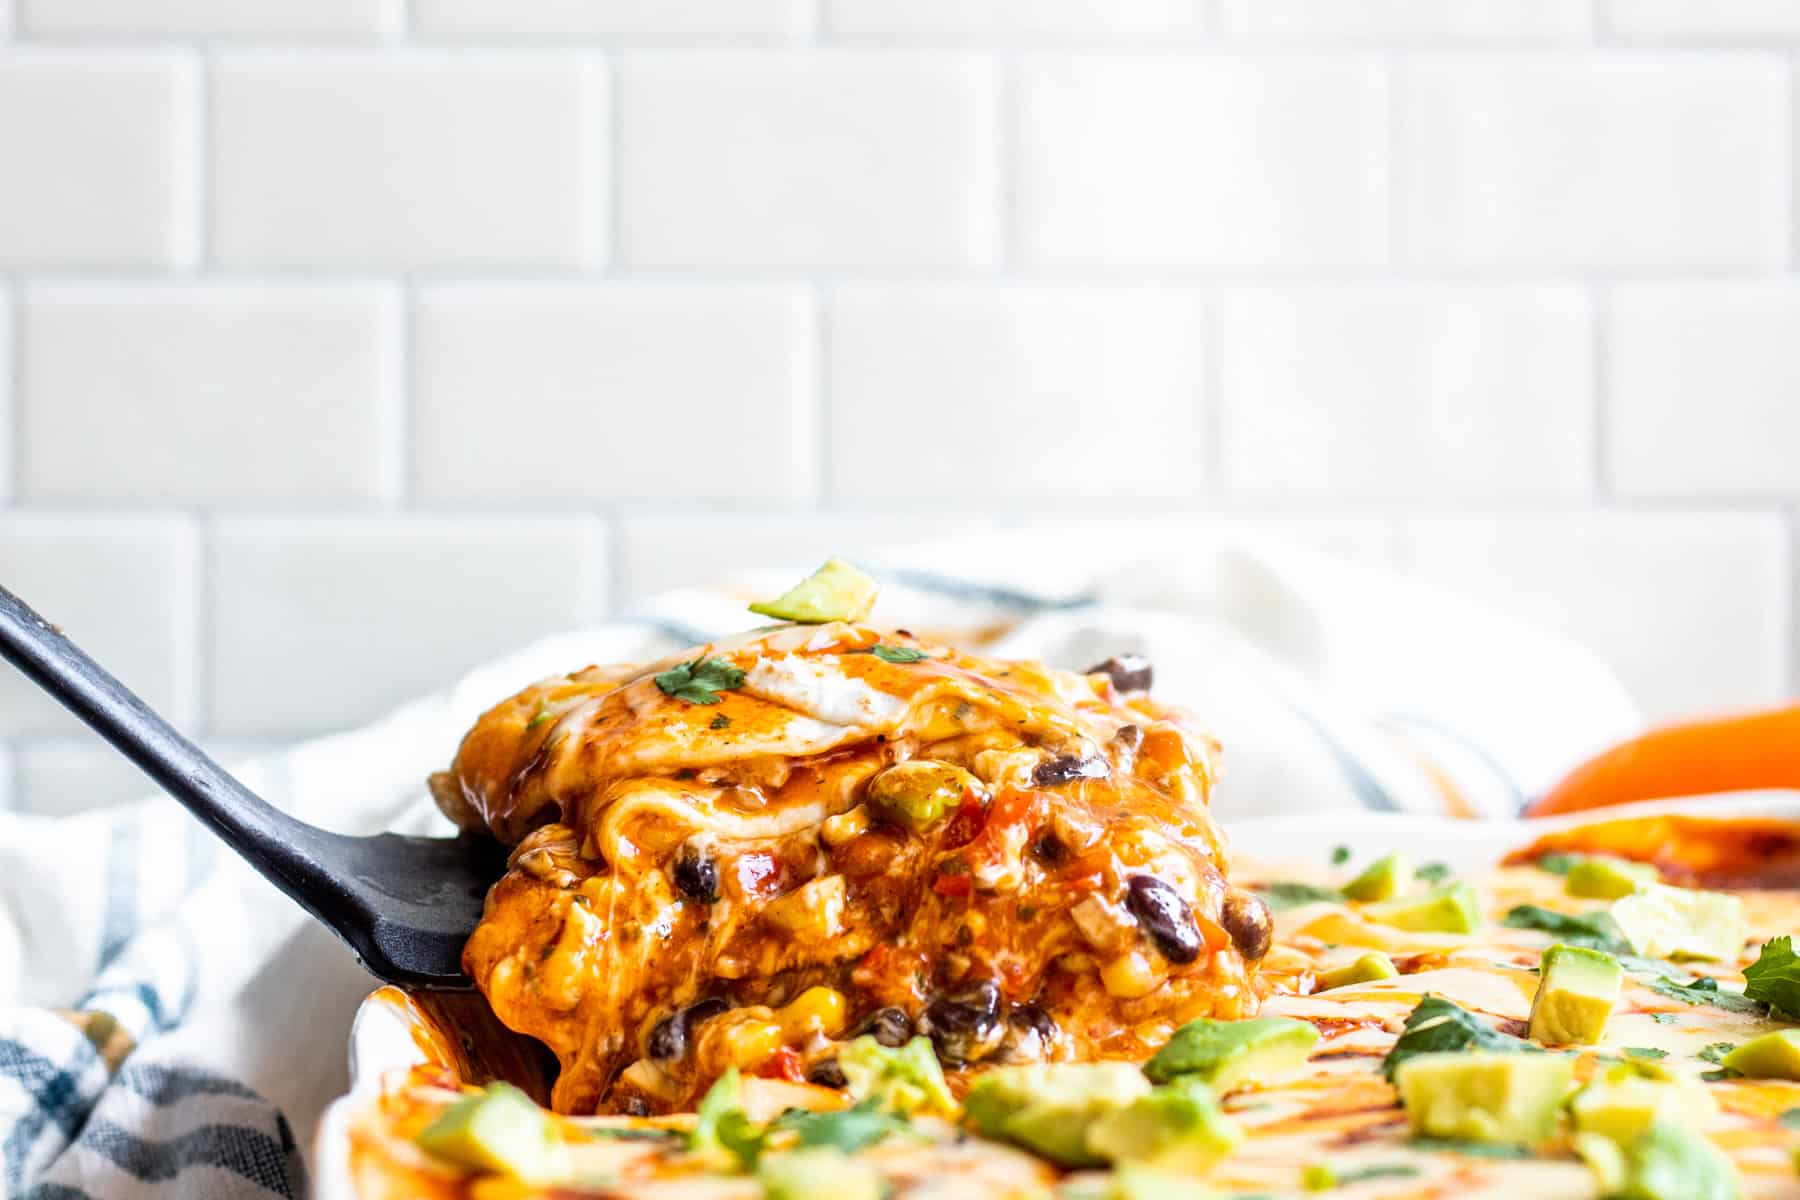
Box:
1386;49;1405;272
184;45;209;272
808;282;829;508
4;273;16;506
606;49;623;275
188;510;212;739
1789;50;1799;273
997;50;1018;273
377;281;410;506
1199;287;1224;499
1590;282;1611;501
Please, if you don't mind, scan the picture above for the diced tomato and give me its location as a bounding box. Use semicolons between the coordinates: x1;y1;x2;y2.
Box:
941;792;989;849
957;787;1048;873
932;871;973;898
1193;912;1231;956
755;1046;805;1083
733;851;785;900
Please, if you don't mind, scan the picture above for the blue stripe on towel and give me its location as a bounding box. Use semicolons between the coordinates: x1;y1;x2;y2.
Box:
96;818;138;973
116;1063;262;1107
0;1038;97;1194
1280;699;1401;813
1382;712;1527;814
20;1184;98;1200
75;1119;297;1196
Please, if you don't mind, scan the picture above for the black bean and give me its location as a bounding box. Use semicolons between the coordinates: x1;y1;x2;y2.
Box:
1030;831;1068;865
1220;888;1273;962
673;845;719;903
1086;655;1153;694
806;1059;848;1089
1032;753;1109;788
1009;1002;1058;1040
858;1006;913;1048
919;980;1004;1064
1124;875;1203;965
995;1003;1058;1063
647;996;730;1061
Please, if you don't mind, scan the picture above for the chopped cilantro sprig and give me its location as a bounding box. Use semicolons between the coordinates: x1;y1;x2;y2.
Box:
1500;905;1632;955
1743;936;1800;1019
655;657;746;705
1381;995;1535;1082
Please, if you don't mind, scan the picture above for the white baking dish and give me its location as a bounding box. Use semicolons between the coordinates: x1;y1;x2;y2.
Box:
313;789;1800;1200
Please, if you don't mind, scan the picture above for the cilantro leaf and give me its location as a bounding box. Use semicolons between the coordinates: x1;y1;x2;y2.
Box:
771;1100;912;1154
1743;936;1800;1019
1624;1046;1668;1060
1254;881;1344;910
869;644;928;664
1382;996;1535;1082
1330;845;1352;866
655;657;747;706
688;1069;765;1168
1640;972;1764;1016
1416;862;1453;885
1501;905;1632;955
1779;1108;1800;1131
1533;853;1584;876
1334;1164;1422;1184
1699;1042;1736;1064
1650;1013;1678;1025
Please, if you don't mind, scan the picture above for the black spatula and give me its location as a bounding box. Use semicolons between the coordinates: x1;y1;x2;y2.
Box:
0;583;506;989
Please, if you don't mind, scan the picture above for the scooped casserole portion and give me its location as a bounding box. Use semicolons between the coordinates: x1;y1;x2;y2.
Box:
432;562;1271;1116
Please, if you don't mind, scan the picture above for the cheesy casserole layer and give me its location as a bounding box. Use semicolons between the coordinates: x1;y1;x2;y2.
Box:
433;622;1266;1115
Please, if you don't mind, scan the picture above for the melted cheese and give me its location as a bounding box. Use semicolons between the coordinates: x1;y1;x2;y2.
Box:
356;817;1800;1199
441;624;1251;1115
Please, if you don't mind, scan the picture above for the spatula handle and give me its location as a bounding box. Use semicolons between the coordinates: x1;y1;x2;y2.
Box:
0;583;319;891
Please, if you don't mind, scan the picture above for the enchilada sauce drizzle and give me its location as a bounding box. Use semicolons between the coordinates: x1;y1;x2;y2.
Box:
435;623;1263;1115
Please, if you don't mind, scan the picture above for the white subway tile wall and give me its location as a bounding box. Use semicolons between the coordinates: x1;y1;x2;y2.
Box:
0;1;1795;817
21;0;403;36
21;282;397;502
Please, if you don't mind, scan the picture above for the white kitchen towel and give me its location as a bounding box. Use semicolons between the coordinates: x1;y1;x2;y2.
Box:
0;529;1642;1197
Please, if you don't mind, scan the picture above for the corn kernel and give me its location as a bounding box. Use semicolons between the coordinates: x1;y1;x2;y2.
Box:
1100;950;1165;999
778;987;849;1040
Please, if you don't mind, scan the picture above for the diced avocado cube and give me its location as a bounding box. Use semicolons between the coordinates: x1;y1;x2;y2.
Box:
415;1083;564;1180
1086;1077;1243;1173
1610;884;1743;963
838;1035;956;1117
1720;1029;1800;1080
1142;1017;1321;1091
1570;1064;1717;1145
964;1062;1152;1167
1342;854;1413;902
1316;952;1400;991
748;558;879;624
1574;1132;1631;1195
865;761;978;832
1565;856;1658;900
1097;1162;1220;1200
1528;943;1623;1045
1394;1051;1572;1144
1616;1119;1743;1200
1364;882;1482;934
1300;1164;1336;1191
758;1148;883;1200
